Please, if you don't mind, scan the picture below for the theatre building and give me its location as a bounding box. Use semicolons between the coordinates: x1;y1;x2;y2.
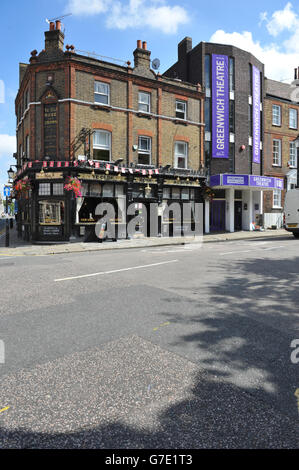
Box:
13;22;206;242
165;38;284;232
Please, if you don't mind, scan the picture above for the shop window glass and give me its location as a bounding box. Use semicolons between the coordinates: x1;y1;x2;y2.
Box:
39;183;51;196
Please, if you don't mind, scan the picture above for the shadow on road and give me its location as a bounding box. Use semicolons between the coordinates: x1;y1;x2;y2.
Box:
0;255;298;448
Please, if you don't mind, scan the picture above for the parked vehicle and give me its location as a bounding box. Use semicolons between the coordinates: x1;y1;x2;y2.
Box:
283;188;299;238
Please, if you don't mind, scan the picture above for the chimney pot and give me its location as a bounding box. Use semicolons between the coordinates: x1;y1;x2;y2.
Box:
137;40;142;49
142;41;147;50
49;22;55;31
56;20;61;30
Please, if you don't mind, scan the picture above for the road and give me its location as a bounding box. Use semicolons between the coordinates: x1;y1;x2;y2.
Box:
0;236;298;448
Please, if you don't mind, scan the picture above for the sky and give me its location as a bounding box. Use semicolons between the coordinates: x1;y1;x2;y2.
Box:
1;0;299;193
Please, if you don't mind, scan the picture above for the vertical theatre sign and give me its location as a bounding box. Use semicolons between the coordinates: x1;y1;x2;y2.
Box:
212;54;229;158
252;66;261;164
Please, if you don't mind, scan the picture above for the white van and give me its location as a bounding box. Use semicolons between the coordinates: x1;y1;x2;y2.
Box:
284;188;299;238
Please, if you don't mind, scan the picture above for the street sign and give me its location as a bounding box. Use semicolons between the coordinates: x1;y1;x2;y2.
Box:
3;186;10;197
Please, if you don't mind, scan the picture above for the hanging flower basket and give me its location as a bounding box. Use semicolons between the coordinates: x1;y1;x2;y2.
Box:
14;178;31;195
203;186;215;201
64;176;82;198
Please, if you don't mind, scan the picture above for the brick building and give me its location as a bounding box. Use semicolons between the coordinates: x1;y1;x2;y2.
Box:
165;38;284;233
263;77;299;227
13;22;206;242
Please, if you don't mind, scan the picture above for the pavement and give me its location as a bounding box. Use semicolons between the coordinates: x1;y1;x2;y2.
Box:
0;223;292;256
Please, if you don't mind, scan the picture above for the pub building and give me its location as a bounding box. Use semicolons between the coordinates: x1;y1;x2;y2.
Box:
13;23;206;242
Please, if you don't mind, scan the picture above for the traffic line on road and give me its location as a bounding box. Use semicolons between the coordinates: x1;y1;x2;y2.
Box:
153;321;170;331
220;250;251;256
54;259;179;282
0;406;10;414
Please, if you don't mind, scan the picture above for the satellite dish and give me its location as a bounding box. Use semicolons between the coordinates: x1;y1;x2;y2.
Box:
152;58;160;70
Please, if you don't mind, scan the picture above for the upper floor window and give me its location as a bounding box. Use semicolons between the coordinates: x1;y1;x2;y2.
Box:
289;141;297;167
273;139;281;166
174;141;188;169
289;108;298;129
272;105;281;126
94;81;110;105
138;92;150;113
93;130;111;161
175;99;187;120
138;136;151;165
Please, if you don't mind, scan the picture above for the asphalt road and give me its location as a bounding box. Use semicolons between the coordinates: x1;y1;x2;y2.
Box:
0;236;298;448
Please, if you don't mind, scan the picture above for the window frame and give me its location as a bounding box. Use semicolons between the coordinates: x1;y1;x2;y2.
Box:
93;129;111;161
289;108;298;129
138;91;151;113
174;141;188;169
138;135;152;165
273;188;282;208
272;105;281;126
289;141;297;167
272;139;281;166
175;99;187;120
94;81;110;106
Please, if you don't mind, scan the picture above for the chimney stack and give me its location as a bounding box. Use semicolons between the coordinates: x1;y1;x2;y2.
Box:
134;39;151;69
45;20;64;52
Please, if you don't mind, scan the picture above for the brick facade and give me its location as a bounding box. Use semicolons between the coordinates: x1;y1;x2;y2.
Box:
263;79;299;213
15;26;204;173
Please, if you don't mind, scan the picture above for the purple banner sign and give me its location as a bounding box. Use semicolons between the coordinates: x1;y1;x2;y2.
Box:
210;174;284;190
212;54;229;159
252;66;261;164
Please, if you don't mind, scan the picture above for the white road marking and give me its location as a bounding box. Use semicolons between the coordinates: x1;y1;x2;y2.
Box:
220;250;251;256
54;259;179;282
263;245;285;251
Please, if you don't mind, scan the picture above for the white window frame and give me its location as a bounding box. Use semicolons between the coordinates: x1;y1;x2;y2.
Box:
138;136;152;165
272;139;281;166
273;189;282;208
175;99;187;120
93;130;111;161
289;141;297;167
138;91;150;113
289;108;297;129
272;105;281;126
94;81;110;105
174;141;188;169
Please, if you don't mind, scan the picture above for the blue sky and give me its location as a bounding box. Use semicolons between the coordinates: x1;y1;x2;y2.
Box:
1;0;299;193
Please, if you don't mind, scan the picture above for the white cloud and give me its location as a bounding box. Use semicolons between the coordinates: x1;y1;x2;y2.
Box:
0;135;16;159
264;2;297;37
67;0;110;16
67;0;189;34
209;29;298;82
